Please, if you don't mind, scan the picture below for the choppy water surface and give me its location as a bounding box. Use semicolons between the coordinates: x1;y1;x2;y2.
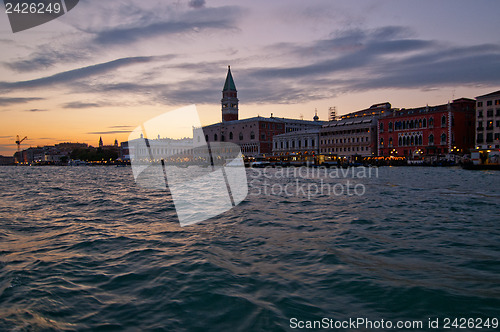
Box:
0;166;499;331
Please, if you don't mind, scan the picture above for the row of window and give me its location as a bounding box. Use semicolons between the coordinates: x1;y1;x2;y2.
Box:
241;145;259;153
260;123;284;130
133;148;190;156
477;120;500;130
320;136;370;145
274;139;316;150
477;109;500;117
320;146;369;153
477;99;500;107
380;116;449;132
380;134;446;146
477;133;500;143
321;128;370;136
207;131;262;142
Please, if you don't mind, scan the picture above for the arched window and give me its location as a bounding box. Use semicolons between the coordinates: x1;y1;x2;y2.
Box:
205;134;209;142
239;132;243;141
380;137;384;146
418;135;423;145
389;122;393;131
214;134;218;141
229;132;233;140
389;137;393;146
250;131;255;140
418;119;422;128
402;121;406;130
410;120;414;129
429;134;434;145
441;133;446;143
423;118;427;127
429;117;434;127
441;115;446;127
379;123;384;132
411;136;415;145
398;137;402;146
221;135;225;141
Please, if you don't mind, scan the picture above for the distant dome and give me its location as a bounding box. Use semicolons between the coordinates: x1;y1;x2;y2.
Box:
313;109;319;121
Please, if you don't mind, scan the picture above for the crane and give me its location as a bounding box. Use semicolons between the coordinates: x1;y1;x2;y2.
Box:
15;135;27;152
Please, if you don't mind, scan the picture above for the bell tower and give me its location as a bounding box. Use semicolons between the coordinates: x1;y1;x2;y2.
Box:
221;66;238;122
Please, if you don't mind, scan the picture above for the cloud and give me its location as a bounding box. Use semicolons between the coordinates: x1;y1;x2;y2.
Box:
5;48;91;73
25;109;48;112
2;3;239;76
246;27;500;101
89;6;242;45
0;56;171;91
188;0;206;9
87;130;132;135
108;125;135;129
80;77;221;106
62;101;106;109
4;25;497;108
0;97;44;106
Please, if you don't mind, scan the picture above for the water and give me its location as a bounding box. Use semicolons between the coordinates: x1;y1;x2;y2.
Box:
0;166;499;331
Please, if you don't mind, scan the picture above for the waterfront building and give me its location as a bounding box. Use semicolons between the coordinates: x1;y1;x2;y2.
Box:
377;98;476;159
319;103;393;159
271;127;320;164
14;146;66;164
199;67;324;157
0;155;14;165
127;136;193;163
120;142;130;160
475;90;500;149
470;90;500;166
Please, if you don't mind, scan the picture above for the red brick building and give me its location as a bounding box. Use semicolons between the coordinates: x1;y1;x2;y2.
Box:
377;98;475;159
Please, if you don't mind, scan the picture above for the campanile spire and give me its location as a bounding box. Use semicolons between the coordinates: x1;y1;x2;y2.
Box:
222;66;238;122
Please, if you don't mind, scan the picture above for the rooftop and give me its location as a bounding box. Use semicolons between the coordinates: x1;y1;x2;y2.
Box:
202;116;325;129
476;90;500;99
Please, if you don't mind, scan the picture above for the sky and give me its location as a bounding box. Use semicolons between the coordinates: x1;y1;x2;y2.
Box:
1;0;500;155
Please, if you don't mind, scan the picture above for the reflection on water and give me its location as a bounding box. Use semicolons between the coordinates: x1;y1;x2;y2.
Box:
0;166;499;331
